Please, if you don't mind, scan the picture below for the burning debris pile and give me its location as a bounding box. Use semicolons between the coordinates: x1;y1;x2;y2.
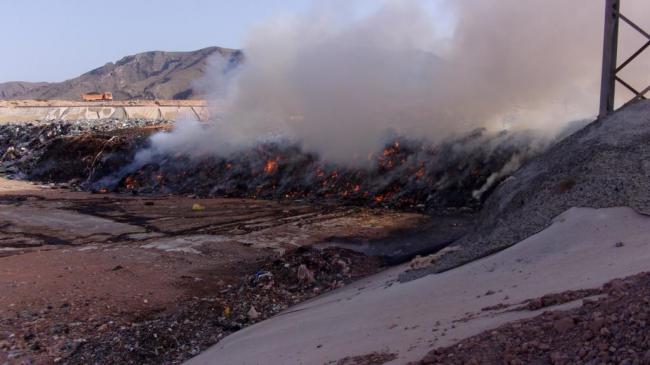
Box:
0;120;548;213
104;128;546;212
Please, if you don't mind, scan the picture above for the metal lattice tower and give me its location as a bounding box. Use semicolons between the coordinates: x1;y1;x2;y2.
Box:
600;0;650;116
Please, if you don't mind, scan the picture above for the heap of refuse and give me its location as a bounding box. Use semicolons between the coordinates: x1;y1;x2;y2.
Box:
0;120;168;179
0;118;553;214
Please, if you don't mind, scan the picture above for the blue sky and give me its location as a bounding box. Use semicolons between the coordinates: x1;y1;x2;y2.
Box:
0;0;418;83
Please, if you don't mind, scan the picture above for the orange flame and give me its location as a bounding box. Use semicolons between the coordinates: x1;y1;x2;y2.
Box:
264;159;279;174
125;176;137;190
415;167;425;179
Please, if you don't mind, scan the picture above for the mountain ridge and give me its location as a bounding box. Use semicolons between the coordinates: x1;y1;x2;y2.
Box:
0;46;242;100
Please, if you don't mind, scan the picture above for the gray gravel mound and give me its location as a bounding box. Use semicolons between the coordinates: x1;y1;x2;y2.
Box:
402;100;650;281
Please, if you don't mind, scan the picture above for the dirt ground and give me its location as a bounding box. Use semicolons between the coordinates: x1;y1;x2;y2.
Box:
413;272;650;364
0;177;428;364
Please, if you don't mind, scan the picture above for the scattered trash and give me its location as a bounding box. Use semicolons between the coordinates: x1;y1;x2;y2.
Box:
297;264;315;284
223;306;232;318
253;270;273;284
0;120;166;185
192;203;205;211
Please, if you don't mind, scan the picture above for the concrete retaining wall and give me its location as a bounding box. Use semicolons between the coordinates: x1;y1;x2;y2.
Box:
0;105;209;123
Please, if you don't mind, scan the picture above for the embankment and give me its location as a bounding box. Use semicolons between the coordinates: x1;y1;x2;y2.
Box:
0;100;210;122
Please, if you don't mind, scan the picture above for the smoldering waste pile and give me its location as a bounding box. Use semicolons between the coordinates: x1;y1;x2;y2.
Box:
0;120;548;213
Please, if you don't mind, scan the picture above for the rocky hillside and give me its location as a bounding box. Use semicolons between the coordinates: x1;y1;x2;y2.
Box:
0;81;49;99
0;47;242;100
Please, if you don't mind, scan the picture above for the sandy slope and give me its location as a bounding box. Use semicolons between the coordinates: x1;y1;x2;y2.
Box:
187;206;650;364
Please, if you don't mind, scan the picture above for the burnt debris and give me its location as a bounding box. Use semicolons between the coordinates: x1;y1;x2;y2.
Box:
0;120;548;213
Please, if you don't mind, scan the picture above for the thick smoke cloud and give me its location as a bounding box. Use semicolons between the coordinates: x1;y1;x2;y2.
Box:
147;0;650;165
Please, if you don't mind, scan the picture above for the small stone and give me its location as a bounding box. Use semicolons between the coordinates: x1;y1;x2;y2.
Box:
247;306;260;320
589;319;605;332
553;317;575;333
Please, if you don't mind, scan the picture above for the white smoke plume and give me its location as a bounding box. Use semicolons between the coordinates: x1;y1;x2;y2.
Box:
146;0;650;165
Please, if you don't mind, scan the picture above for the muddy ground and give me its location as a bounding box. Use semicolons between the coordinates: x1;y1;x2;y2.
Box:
0;177;433;364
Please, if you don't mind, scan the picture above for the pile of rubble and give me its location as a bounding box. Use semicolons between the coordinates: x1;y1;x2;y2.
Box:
413;272;650;365
55;247;381;364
